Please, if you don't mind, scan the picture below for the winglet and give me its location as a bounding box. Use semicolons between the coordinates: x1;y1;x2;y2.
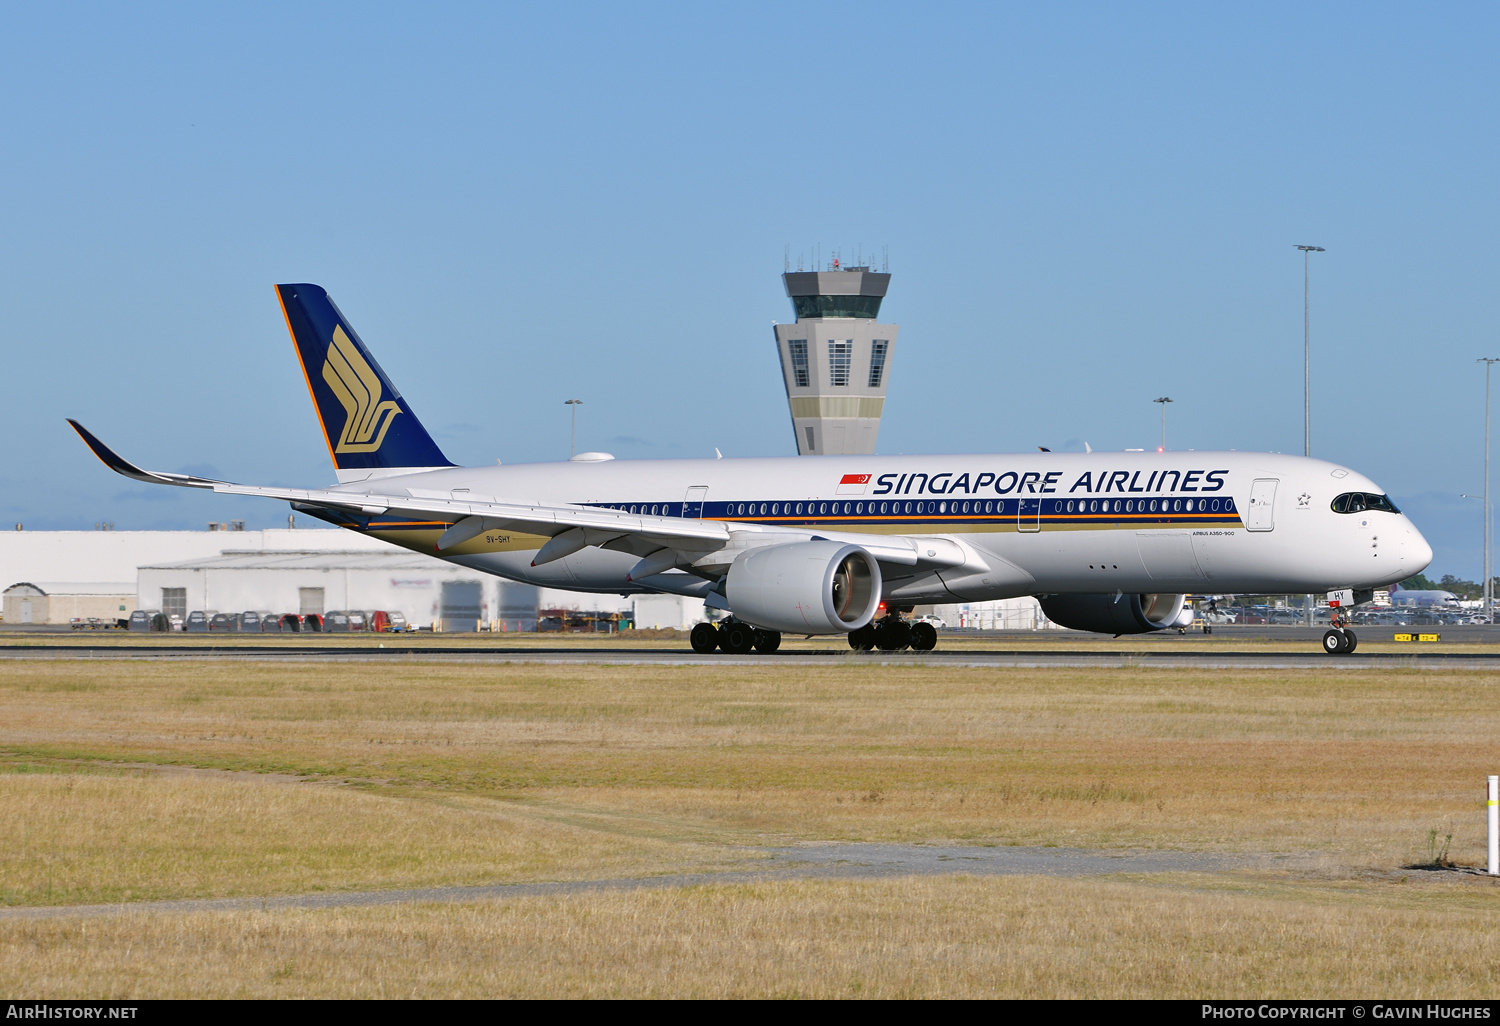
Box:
66;419;220;489
67;419;160;483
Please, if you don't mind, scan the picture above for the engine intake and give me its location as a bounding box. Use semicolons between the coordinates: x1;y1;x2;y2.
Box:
726;541;882;634
1038;592;1191;634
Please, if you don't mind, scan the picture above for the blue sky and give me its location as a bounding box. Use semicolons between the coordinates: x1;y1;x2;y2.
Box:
1;3;1496;577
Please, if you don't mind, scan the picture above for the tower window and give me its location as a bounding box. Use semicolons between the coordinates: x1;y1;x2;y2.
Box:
829;340;852;386
788;340;809;387
804;426;815;451
869;339;888;387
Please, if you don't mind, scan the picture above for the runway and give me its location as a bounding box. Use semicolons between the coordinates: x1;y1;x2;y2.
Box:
3;642;1498;669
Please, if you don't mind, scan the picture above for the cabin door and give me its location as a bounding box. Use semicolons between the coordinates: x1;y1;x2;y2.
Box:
1017;497;1041;533
1246;479;1278;532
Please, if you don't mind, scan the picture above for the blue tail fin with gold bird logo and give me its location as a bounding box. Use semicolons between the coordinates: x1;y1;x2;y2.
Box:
275;283;454;478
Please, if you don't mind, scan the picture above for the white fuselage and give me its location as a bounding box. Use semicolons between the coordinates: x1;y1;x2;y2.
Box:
327;450;1432;603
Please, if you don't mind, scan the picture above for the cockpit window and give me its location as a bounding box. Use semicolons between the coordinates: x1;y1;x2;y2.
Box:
1331;492;1400;514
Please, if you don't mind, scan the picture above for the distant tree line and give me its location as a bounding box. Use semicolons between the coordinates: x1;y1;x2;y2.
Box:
1399;573;1500;599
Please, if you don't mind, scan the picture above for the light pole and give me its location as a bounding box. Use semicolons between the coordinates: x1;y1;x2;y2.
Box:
564;399;582;457
1482;359;1500;618
1295;245;1325;457
1153;397;1173;451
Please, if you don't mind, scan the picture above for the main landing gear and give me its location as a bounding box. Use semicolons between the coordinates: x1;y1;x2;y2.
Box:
690;620;781;655
1321;608;1358;655
847;613;937;653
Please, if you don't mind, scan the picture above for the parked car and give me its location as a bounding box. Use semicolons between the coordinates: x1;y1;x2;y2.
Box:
913;616;948;630
208;612;240;632
128;609;169;632
185;610;211;633
323;610;348;632
239;611;262;632
323;610;367;632
301;613;324;632
278;614;303;633
369;610;407;632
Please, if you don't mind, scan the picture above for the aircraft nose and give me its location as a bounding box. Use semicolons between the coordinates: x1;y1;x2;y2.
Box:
1404;520;1433;574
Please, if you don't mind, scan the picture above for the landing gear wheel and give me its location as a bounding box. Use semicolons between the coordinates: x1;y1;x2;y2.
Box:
690;622;719;654
910;621;937;652
1343;629;1357;654
753;629;782;654
848;624;877;651
1322;629;1348;655
875;618;912;652
719;621;757;654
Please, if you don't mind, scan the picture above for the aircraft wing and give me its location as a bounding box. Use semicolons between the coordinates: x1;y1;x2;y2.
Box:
69;420;943;574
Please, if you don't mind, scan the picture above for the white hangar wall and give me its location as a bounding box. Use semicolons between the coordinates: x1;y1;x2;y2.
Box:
1;529;707;631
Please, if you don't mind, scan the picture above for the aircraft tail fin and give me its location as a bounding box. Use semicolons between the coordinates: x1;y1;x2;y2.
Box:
275;283;454;477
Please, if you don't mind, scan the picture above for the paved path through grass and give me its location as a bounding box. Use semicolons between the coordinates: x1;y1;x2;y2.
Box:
0;842;1287;920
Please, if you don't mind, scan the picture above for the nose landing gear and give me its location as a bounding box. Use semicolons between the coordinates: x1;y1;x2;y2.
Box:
1321;609;1358;655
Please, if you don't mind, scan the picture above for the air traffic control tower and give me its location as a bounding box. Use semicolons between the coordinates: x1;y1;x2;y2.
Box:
773;266;897;455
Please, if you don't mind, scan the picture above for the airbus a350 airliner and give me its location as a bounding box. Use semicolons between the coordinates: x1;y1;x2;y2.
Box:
70;284;1432;655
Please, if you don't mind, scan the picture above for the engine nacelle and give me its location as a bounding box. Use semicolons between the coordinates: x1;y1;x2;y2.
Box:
726;541;883;634
1038;592;1191;634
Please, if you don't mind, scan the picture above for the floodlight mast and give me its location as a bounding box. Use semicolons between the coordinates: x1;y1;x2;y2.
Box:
1295;245;1325;459
1295;245;1324;629
1152;397;1173;451
564;399;583;458
1483;359;1500;619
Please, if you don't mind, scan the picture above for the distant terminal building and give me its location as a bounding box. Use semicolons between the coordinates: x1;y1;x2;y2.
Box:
773;263;898;455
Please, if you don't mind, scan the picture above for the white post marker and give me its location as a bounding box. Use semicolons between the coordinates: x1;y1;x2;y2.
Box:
1489;775;1498;876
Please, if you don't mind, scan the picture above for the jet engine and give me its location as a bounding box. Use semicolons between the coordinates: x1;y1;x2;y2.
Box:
1037;592;1193;634
726;541;882;634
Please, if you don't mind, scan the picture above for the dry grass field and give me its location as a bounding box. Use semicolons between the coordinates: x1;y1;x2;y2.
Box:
3;876;1498;998
1;657;1497;996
